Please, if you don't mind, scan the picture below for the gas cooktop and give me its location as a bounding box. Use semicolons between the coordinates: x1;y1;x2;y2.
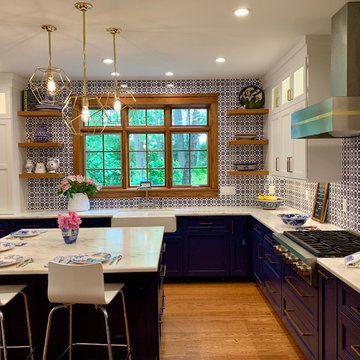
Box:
283;230;360;257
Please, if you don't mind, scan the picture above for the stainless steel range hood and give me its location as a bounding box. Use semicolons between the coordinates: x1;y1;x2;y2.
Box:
292;2;360;139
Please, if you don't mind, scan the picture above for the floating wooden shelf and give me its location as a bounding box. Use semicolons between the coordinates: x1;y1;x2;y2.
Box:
227;108;269;116
18;142;64;148
227;170;269;176
19;173;65;179
17;110;62;117
227;139;269;146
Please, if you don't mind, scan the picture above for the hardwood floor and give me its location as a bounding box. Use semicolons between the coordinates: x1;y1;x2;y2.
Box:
160;282;306;360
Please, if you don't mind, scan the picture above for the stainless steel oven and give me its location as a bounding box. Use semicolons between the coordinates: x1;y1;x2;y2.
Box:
272;230;360;286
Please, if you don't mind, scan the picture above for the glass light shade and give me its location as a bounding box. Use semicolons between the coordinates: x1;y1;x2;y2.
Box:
114;98;121;112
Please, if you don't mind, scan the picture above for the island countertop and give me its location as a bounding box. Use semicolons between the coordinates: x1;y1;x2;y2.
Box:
0;226;164;275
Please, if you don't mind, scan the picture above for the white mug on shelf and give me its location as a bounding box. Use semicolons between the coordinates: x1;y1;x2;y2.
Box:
34;162;46;174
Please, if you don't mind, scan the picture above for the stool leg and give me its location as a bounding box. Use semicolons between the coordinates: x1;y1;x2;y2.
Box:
120;290;132;360
0;310;7;360
42;304;67;360
97;305;113;360
69;304;73;360
20;291;34;360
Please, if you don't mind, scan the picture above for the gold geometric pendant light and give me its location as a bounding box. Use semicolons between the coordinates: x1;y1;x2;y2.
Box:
62;2;108;134
29;24;71;107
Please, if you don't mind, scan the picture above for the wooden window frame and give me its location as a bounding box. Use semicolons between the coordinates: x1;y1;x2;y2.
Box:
73;93;219;198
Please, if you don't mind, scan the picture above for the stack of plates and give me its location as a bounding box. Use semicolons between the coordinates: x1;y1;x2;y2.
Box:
35;103;62;111
234;162;258;171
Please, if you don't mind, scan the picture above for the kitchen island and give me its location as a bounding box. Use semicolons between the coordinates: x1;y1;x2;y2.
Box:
0;227;165;360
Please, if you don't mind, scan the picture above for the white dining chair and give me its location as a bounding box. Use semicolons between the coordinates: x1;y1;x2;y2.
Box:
0;284;34;360
42;262;132;360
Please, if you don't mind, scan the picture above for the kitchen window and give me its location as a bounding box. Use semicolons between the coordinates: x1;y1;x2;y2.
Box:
73;94;219;198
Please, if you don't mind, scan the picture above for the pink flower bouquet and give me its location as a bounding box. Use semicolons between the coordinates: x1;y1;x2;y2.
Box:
57;175;101;199
57;212;82;230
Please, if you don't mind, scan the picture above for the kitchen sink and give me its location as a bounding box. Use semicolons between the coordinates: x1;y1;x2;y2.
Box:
111;209;176;232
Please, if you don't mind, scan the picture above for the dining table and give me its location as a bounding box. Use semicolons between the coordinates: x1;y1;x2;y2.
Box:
0;226;165;360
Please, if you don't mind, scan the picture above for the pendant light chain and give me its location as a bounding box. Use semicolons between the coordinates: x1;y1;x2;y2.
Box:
47;29;52;69
112;31;119;92
82;8;87;97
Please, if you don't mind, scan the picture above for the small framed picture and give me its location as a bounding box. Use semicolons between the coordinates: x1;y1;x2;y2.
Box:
139;181;152;189
312;183;329;223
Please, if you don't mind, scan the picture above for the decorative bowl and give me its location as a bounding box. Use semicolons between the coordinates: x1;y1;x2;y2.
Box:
255;198;284;210
278;214;309;227
234;163;257;171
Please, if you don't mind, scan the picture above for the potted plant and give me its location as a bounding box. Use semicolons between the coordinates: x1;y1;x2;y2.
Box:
57;175;101;211
57;212;82;244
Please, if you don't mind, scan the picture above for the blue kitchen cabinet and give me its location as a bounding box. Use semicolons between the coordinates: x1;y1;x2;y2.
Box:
282;263;318;360
263;231;282;315
9;218;58;232
183;216;230;277
318;266;337;360
163;217;183;277
337;280;360;360
80;217;111;227
252;219;264;286
230;216;251;276
0;220;10;238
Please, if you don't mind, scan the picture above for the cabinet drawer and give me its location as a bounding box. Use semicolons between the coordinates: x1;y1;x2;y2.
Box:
80;217;111;227
263;260;281;315
283;264;318;327
338;310;360;360
283;292;318;360
183;216;229;232
338;281;360;327
9;218;58;232
263;239;281;275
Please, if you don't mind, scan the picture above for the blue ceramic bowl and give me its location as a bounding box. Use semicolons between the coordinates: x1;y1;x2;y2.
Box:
278;213;309;227
255;198;284;210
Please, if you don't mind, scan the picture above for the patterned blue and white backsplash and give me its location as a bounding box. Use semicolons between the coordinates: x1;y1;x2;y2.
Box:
25;78;360;232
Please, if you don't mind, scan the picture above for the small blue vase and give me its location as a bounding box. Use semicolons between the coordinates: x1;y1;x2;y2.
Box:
61;228;79;244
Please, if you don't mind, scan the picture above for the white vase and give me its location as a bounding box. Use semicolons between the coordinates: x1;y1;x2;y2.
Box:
67;193;90;212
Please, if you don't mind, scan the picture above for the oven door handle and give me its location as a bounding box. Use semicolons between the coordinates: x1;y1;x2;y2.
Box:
284;309;312;337
284;276;311;298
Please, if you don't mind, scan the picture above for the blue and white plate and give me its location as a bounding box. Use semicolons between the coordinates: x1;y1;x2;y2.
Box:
10;230;42;238
0;254;23;267
71;252;111;264
0;243;15;252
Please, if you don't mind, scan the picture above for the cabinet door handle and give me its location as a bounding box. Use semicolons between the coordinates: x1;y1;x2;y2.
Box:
287;157;293;173
351;345;360;358
287;89;294;101
265;254;279;265
264;281;277;294
351;305;360;318
257;243;263;259
318;269;333;281
284;309;312;337
285;276;310;298
199;222;213;225
162;242;166;253
160;264;167;277
275;157;280;171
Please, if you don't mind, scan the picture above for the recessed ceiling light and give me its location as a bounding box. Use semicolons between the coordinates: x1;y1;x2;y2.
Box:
234;8;250;17
165;72;174;76
166;84;175;88
111;72;120;76
103;58;113;64
216;57;226;63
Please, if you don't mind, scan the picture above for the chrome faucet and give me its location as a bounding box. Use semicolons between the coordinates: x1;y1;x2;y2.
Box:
136;181;155;208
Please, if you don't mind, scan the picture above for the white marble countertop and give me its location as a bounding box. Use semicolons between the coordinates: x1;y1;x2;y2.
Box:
317;258;360;293
0;206;343;232
0;227;164;275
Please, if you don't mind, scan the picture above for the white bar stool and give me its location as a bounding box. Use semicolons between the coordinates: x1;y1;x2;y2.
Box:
42;262;132;360
0;285;34;360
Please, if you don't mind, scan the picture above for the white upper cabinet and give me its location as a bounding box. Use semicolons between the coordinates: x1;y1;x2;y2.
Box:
263;35;342;182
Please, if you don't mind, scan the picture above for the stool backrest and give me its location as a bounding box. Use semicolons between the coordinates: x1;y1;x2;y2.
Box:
48;262;106;305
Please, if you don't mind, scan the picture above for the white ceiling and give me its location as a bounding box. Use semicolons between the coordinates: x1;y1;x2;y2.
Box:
0;0;348;80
